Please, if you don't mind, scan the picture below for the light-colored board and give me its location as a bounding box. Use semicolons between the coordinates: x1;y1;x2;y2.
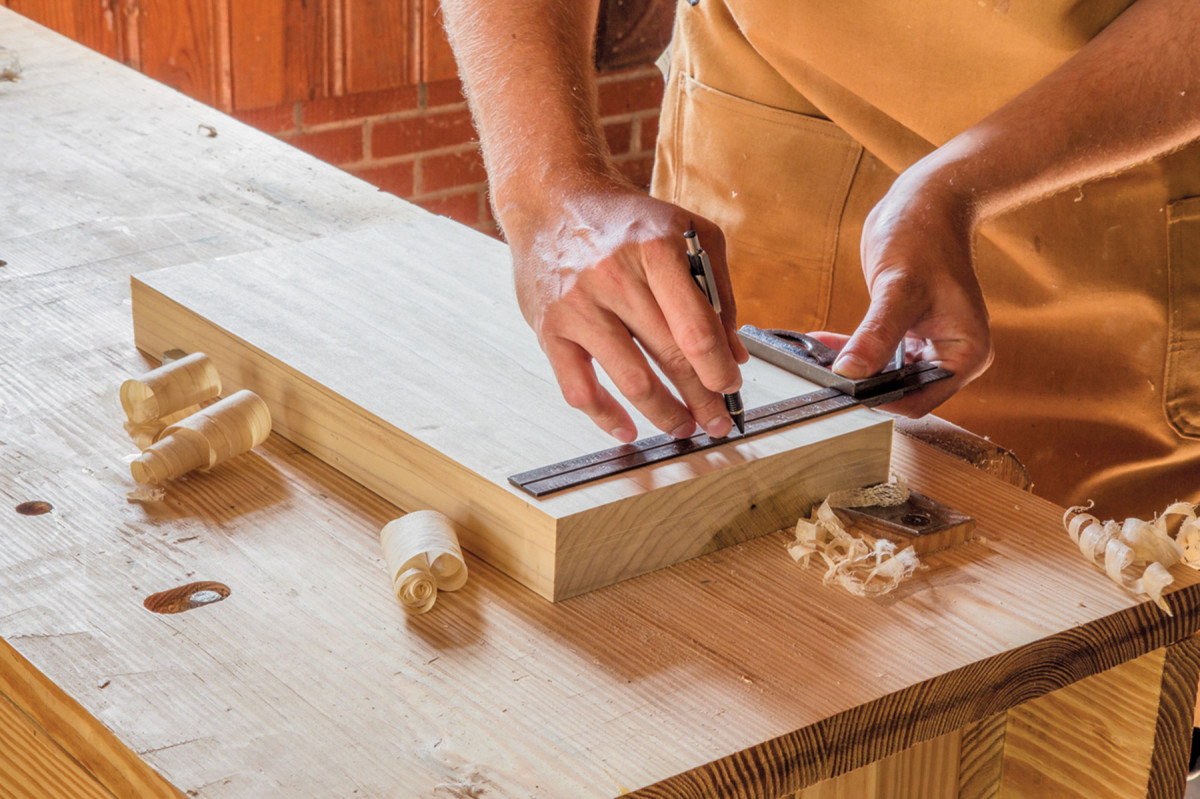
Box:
793;730;962;799
129;222;893;600
5;11;1200;797
784;638;1197;799
0;689;117;799
1150;635;1200;798
999;645;1163;797
0;640;179;799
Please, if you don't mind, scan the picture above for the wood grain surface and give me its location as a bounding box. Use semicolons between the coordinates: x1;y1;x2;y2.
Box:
3;11;1200;797
956;712;1006;799
0;689;118;799
1150;635;1200;798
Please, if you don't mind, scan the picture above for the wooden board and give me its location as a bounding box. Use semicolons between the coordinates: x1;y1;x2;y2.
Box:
129;222;893;600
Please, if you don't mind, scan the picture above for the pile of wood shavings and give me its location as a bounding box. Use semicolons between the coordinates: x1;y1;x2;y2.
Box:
787;479;923;597
1064;501;1200;615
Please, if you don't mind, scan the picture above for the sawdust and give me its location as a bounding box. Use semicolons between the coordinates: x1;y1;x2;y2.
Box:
788;478;924;597
0;51;22;82
126;485;167;503
1064;500;1200;614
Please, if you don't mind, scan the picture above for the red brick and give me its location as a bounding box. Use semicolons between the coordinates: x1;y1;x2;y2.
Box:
477;219;502;240
419;147;486;194
350;161;416;199
638;113;660;153
478;201;502;239
302;86;420;127
372;109;477;159
616;154;655;191
604;120;632;156
232;103;297;134
598;70;665;117
283;125;364;165
416;190;481;227
426;78;467;108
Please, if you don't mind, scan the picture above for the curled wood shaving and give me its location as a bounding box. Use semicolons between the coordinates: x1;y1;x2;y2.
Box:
380;510;469;614
119;354;271;486
130;390;271;485
1063;500;1200;615
787;478;923;597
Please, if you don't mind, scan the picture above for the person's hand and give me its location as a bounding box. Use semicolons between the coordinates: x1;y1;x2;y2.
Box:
505;182;749;442
828;167;994;417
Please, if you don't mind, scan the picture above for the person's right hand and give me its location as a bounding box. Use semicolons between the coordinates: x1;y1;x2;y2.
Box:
504;182;748;443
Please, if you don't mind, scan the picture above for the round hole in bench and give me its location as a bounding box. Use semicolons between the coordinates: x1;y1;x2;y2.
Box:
144;581;231;614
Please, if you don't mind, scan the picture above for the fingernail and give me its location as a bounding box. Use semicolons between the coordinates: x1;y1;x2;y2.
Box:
610;426;636;444
704;416;732;439
670;421;697;439
832;352;870;379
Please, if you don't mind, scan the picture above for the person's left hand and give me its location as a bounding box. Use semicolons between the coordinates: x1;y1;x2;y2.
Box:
818;166;994;417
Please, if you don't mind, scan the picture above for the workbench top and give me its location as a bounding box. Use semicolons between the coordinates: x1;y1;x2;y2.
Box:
2;10;1198;798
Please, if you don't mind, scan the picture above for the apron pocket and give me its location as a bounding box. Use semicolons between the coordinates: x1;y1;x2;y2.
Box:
1166;196;1200;437
671;73;862;329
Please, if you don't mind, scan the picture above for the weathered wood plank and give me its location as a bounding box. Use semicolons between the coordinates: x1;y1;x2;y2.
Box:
421;0;459;83
229;0;330;110
134;0;224;109
343;0;413;92
5;0;123;60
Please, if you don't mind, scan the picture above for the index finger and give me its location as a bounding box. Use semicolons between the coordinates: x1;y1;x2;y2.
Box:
643;227;743;395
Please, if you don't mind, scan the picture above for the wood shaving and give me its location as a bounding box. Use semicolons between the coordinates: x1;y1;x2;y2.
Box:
0;51;21;82
788;478;923;597
380;510;469;614
125;485;167;503
1063;500;1200;615
119;354;270;485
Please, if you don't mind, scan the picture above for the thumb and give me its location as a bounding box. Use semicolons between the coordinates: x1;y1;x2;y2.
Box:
832;283;917;379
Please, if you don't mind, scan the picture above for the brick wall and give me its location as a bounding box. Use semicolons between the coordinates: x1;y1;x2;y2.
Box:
232;66;666;238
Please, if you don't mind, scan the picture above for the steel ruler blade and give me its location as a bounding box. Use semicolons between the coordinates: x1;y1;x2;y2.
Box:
508;387;854;498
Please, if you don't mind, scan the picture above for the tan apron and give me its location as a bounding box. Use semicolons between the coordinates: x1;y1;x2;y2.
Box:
652;0;1200;517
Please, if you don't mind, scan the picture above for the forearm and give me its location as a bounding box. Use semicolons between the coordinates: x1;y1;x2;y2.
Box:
914;0;1200;224
439;0;621;234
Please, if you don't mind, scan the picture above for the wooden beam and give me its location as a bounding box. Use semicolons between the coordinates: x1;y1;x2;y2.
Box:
0;690;117;799
1148;635;1200;799
999;648;1163;797
957;711;1006;799
0;640;181;798
129;221;893;600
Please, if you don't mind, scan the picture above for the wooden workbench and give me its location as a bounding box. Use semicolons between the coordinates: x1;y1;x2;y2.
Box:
3;10;1199;798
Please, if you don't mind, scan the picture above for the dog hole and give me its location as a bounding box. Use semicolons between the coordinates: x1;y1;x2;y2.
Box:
15;500;52;516
144;581;231;614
